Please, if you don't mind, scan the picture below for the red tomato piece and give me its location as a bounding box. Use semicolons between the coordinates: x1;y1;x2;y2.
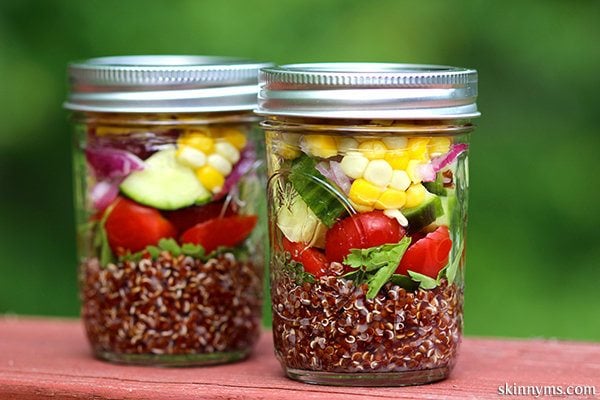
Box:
180;215;257;253
396;226;452;278
282;238;328;278
162;200;236;233
325;211;406;264
105;197;177;254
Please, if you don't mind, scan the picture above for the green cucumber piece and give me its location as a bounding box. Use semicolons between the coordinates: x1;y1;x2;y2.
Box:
288;155;347;227
423;172;447;196
120;149;210;210
403;191;444;232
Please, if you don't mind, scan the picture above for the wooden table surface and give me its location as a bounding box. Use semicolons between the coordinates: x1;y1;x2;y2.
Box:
0;316;598;399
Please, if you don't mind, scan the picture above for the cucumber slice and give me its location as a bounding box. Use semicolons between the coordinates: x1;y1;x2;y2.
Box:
288;155;347;227
423;172;447;196
403;191;444;232
120;149;210;210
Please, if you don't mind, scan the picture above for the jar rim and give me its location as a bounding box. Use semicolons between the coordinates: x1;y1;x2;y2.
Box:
256;63;480;120
64;55;272;113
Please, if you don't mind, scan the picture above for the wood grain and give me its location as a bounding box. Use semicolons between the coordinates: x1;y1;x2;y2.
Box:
0;316;598;399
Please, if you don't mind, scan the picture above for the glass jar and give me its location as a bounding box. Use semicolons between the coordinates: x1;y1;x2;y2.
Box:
257;63;480;386
65;56;271;366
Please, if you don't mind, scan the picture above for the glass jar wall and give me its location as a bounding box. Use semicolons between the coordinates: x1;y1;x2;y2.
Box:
66;56;271;366
257;64;479;385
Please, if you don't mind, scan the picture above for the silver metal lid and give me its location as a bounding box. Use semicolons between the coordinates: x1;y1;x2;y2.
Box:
257;63;480;119
65;55;272;113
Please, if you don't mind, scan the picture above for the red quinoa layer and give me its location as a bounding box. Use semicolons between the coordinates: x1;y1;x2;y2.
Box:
81;252;262;356
272;275;462;372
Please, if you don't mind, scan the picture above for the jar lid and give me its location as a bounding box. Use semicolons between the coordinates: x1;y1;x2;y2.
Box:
256;63;480;119
64;55;272;113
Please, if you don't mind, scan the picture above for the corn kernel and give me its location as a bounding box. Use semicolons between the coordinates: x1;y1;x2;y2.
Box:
406;159;423;184
176;146;206;169
207;153;232;176
389;170;411;191
384;148;410;170
348;178;384;207
335;137;359;154
302;135;338;158
340;151;369;179
196;165;225;193
214;141;240;164
429;136;452;156
363;159;393;187
179;132;215;154
349;199;375;213
221;128;247;150
381;137;408;150
405;183;426;208
407;138;430;161
375;188;407;210
358;140;387;160
278;144;301;159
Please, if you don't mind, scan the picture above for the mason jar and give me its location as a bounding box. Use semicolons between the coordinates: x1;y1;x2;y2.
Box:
257;63;480;385
65;56;271;366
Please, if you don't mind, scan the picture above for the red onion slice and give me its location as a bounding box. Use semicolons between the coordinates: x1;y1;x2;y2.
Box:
316;161;352;194
85;147;145;180
90;179;121;211
214;144;258;200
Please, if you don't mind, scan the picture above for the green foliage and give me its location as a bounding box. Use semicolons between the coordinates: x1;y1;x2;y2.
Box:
0;0;599;340
343;238;411;298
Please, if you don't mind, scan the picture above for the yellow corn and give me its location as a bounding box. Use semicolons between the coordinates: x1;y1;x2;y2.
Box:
358;140;387;160
303;135;338;158
349;199;375;213
406;159;423;184
374;188;407;210
384;148;410;170
179;132;215;154
381;137;408;150
363;159;393;187
195;165;225;193
407;138;430;161
348;178;384;207
389;170;411;191
95;126;135;136
405;183;426;208
335;137;359;154
221;128;247;150
429;136;452;156
176;146;207;169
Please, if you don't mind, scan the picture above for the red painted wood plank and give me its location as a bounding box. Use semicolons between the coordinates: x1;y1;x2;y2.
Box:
0;316;598;399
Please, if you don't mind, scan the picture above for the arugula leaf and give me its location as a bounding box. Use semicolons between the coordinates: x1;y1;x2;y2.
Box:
408;270;439;290
343;237;411;299
146;246;161;258
94;203;117;267
158;238;181;256
181;243;205;258
445;241;464;285
390;274;419;291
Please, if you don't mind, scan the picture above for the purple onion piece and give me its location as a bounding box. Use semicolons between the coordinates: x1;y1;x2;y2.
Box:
316;161;352;195
90;179;121;211
430;143;469;173
85;147;145;180
213;144;258;200
418;163;437;182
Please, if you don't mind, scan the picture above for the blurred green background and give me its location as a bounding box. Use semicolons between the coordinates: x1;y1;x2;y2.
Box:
1;0;598;341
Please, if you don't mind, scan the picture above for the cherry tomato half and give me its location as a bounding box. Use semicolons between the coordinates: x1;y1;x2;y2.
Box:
325;211;406;264
162;200;236;233
396;226;452;278
282;238;328;278
180;215;257;253
105;197;177;254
